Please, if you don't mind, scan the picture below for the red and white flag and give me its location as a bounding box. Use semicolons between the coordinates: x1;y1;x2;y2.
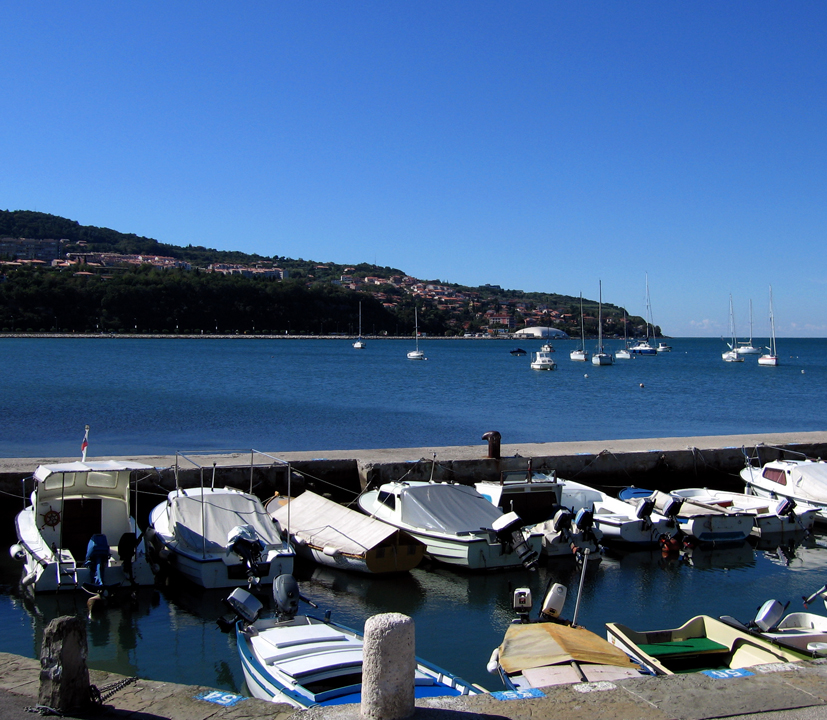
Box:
81;426;89;461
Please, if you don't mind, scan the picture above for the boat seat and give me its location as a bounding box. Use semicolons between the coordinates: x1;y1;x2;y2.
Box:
258;624;349;649
637;637;728;658
279;648;366;679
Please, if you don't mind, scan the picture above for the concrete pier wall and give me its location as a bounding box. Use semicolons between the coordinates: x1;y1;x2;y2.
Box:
2;431;826;533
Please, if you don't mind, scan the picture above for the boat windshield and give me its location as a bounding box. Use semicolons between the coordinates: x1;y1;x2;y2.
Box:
400;484;503;534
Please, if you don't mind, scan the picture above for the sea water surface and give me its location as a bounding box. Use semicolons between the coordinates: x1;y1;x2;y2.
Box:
1;336;826;457
2;336;827;694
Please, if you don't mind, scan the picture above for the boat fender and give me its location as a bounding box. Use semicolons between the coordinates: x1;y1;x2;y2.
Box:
322;546;341;557
486;648;500;674
9;544;25;561
658;533;681;552
21;569;38;586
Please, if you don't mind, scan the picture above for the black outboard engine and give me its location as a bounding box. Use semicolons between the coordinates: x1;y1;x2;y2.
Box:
227;525;266;585
273;574;319;621
491;511;538;570
635;496;656;528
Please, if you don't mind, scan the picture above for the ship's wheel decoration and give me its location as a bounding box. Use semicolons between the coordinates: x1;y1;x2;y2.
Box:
40;506;61;529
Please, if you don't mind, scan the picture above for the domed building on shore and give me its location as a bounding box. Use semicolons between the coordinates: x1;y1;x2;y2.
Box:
513;326;569;339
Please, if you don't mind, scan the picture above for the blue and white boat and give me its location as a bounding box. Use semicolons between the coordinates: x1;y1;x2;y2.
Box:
229;575;482;709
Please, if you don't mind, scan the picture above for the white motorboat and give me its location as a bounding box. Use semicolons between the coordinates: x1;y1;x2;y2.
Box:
11;459;156;593
569;293;589;362
672;487;818;537
618;488;752;547
229;575;481;709
357;481;541;570
148;484;294;588
267;490;425;574
606;614;804;676
475;468;563;525
530;349;557;370
723;294;745;362
741;456;827;524
656;342;672;352
559;479;673;549
407;307;426;360
539;342;555;352
353;301;366;349
591;280;613;366
758;286;779;366
735;299;761;355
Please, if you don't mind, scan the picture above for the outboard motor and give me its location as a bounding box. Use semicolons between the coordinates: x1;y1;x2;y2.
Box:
273;573;319;621
752;599;786;632
491;511;538;570
227;525;266;585
635;497;656;527
218;586;264;631
552;508;573;533
574;508;594;533
512;587;533;624
540;583;567;621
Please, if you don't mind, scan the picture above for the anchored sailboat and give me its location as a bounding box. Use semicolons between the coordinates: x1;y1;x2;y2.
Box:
570;293;589;362
591;281;613;366
758;286;779;367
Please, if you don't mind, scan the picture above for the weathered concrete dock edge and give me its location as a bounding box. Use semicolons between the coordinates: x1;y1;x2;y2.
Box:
4;651;827;720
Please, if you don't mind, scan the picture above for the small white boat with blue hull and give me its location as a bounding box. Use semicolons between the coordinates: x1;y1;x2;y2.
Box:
228;575;482;709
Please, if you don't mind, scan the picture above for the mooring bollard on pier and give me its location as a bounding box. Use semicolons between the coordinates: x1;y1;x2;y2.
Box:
38;615;91;713
361;612;416;720
482;430;501;460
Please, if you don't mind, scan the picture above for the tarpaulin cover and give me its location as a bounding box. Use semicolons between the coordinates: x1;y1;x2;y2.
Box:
399;483;503;534
169;491;284;554
498;622;637;674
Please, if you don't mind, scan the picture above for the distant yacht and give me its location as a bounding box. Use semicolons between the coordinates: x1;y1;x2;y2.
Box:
570;293;589;362
407;307;426;360
591;281;613;366
735;299;760;355
722;294;744;363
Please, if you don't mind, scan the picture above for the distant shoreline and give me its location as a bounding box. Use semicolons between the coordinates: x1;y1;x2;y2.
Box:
0;332;531;340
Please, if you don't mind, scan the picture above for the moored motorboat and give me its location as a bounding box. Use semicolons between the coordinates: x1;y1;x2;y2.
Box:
267;490;425;574
357;481;541;570
672;487;818;537
741;455;827;525
228;575;482;709
560;479;673;549
475;467;563;526
606;614;804;675
530;349;557;370
618;488;752;547
11;459;157;593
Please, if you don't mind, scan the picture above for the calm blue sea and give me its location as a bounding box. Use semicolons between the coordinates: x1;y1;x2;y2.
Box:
1;336;825;458
2;336;827;694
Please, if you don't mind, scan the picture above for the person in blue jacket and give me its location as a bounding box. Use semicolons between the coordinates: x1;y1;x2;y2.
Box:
86;534;110;586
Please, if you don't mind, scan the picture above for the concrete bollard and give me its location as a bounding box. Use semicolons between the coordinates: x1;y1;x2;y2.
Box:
38;615;91;712
361;613;416;720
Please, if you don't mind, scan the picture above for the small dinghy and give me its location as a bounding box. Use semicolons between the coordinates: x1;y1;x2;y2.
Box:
606;614;804;675
720;583;827;656
489;551;642;690
267;490;425;574
226;574;482;709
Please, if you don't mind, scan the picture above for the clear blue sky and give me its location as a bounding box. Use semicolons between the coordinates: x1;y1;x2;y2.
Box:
2;2;825;337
